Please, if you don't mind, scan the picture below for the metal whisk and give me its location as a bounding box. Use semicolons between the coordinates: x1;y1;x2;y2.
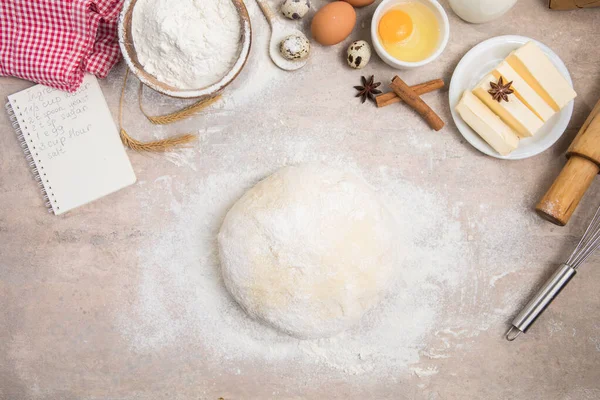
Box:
506;203;600;341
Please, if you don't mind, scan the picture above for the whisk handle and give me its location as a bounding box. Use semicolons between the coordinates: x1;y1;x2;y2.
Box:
506;263;577;341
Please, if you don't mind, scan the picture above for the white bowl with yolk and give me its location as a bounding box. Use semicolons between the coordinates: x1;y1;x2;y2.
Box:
371;0;449;69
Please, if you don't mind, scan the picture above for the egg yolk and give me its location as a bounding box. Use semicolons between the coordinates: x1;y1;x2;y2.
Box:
378;10;413;43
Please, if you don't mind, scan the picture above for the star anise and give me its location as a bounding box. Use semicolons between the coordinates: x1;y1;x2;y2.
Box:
488;76;514;102
354;75;382;104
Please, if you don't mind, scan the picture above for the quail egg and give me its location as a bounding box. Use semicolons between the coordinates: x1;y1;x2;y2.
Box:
281;0;311;20
279;35;310;61
347;40;371;69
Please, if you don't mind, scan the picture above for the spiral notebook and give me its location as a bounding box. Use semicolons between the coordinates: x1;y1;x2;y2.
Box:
5;75;136;215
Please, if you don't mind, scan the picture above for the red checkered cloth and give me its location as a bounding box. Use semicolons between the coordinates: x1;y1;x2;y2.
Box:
0;0;124;92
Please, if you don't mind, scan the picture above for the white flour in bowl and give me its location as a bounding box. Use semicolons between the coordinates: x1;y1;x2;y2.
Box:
132;0;242;90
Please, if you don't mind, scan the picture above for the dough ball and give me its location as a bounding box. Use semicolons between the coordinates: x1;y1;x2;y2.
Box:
218;164;398;339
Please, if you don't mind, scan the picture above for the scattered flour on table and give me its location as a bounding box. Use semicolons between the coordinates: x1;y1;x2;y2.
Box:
132;0;241;90
116;158;535;378
115;15;547;372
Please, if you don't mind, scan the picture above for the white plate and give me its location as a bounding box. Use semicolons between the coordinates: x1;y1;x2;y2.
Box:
449;35;574;160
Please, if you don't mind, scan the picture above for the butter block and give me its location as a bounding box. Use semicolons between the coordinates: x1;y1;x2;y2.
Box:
506;41;576;111
492;61;555;122
473;74;544;138
456;91;520;156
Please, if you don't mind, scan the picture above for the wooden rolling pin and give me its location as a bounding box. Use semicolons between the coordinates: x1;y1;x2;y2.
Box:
537;99;600;226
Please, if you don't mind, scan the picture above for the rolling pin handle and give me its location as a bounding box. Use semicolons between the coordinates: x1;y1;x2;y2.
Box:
536;102;600;226
536;157;600;226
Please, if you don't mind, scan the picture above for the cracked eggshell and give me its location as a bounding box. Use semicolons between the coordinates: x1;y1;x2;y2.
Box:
281;0;311;20
347;40;371;69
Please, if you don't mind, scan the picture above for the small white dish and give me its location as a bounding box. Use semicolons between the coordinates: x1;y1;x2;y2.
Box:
371;0;449;69
448;0;517;24
449;35;575;160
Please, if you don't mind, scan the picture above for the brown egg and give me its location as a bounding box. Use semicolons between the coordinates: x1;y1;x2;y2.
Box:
343;0;375;7
311;2;356;46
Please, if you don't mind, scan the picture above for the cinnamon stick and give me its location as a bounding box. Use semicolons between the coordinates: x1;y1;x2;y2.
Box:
376;79;444;108
389;76;445;131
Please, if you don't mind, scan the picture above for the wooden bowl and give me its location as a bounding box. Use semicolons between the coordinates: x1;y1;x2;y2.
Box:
118;0;252;99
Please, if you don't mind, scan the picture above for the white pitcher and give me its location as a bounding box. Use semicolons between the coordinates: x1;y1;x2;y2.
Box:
449;0;518;23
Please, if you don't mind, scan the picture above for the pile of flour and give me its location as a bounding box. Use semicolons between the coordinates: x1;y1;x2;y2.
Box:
132;0;241;90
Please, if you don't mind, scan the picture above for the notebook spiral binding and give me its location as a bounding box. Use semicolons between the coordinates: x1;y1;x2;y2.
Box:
5;102;54;212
